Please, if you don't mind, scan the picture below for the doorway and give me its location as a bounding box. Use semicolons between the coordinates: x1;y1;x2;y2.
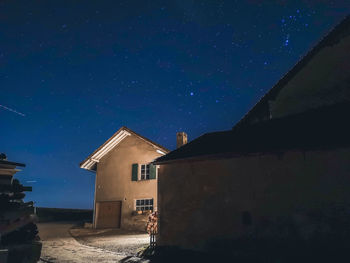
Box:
95;201;122;228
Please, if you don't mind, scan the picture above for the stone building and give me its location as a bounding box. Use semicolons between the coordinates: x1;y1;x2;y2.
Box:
154;15;350;254
80;126;169;230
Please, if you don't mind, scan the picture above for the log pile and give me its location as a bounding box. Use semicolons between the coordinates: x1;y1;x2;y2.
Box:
0;154;41;263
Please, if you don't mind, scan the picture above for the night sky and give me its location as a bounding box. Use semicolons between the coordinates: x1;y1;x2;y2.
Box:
1;1;349;209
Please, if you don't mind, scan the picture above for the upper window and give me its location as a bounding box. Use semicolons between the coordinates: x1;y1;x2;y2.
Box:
140;164;150;180
131;163;156;181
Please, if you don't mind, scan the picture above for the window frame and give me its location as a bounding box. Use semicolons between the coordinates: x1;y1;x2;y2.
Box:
140;164;150;180
135;198;154;212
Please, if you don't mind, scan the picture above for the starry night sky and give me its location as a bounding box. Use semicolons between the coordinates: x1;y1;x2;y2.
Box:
1;1;349;209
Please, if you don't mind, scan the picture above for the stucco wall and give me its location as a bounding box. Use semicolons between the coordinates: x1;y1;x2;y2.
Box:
158;147;350;250
95;134;163;230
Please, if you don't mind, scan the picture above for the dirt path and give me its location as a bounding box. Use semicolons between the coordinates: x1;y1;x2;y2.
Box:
38;222;126;263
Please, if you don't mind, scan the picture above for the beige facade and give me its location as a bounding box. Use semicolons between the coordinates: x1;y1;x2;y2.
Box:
80;127;168;230
157;148;350;250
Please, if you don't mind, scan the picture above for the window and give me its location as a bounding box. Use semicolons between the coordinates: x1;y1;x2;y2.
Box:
140;164;150;180
131;163;157;181
135;198;154;211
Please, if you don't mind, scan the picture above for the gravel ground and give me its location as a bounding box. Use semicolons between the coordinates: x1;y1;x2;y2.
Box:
37;222;148;263
70;226;149;256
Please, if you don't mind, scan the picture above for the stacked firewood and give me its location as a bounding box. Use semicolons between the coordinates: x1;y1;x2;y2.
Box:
0;154;41;262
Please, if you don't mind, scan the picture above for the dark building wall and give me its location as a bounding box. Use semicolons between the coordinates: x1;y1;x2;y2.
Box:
157;147;350;251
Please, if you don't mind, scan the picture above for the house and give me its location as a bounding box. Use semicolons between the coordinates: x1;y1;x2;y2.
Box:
154;15;350;255
80;126;169;230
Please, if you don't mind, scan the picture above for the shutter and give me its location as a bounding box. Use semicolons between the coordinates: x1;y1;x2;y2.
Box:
132;163;138;181
149;164;157;179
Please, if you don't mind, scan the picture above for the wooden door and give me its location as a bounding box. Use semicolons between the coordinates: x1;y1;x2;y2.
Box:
95;201;122;228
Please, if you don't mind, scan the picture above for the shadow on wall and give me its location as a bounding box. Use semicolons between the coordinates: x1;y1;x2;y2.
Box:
36;207;93;223
204;202;350;262
146;202;350;263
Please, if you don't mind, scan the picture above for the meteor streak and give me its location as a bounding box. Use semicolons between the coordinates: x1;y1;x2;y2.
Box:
0;104;25;116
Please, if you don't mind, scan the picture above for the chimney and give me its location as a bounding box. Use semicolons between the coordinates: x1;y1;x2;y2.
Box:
176;132;188;148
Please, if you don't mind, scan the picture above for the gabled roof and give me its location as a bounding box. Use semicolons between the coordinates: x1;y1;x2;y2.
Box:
80;126;169;171
235;15;350;127
154;102;350;164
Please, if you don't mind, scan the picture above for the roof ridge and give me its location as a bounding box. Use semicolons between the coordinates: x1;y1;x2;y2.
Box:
121;127;169;153
80;126;169;171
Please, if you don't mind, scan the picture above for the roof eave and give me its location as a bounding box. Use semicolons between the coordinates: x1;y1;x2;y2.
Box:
80;126;169;171
154;144;350;165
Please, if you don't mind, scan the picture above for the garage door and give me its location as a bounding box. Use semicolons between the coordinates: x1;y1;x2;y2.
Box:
95;201;122;228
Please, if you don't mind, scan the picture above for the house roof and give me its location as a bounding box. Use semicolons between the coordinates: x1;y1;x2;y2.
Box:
154;102;350;164
235;15;350;127
80;126;169;171
155;16;350;165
